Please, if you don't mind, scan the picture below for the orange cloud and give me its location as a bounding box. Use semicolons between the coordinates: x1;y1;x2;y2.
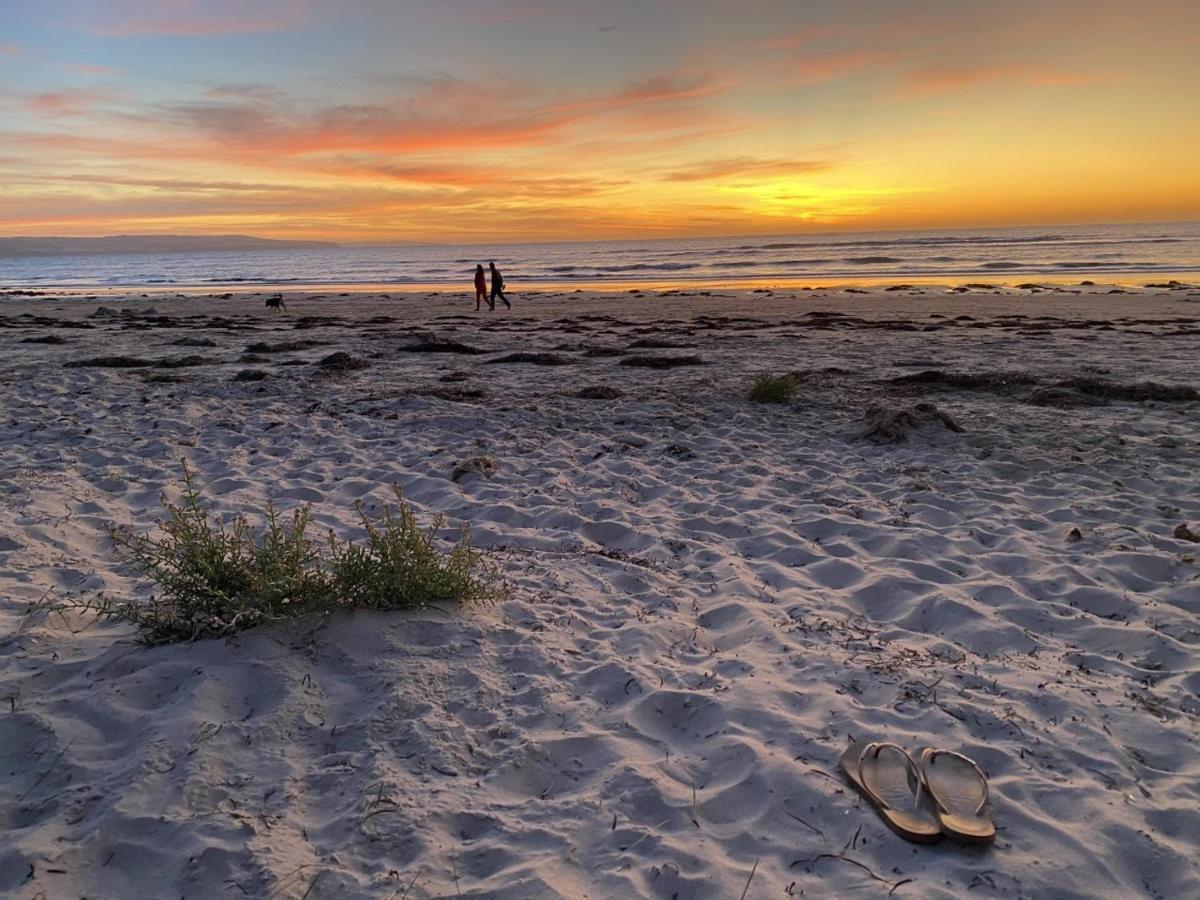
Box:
794;49;893;84
898;64;1096;97
553;71;727;114
661;156;835;182
27;88;117;116
139;70;730;160
1;43;28;58
763;27;836;50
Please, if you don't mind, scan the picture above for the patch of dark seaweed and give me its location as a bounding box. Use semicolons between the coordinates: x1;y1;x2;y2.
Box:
575;385;624;400
1054;377;1198;403
619;354;705;369
627;337;697;349
398;332;485;355
171;337;218;347
232;369;271;382
315;351;369;372
156;355;209;369
429;386;486;402
246;340;324;354
487;352;572;366
66;356;155;369
1026;387;1108;408
890;369;1038;393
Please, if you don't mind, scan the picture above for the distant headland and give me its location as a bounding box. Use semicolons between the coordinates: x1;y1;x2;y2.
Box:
0;235;341;257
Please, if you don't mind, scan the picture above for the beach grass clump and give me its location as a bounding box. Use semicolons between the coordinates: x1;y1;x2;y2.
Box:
79;464;489;644
748;372;800;404
328;501;480;609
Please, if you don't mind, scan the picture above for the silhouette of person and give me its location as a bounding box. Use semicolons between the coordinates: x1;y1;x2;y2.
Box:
489;260;511;309
474;264;491;311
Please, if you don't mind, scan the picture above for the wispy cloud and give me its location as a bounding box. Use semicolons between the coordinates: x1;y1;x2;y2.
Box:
763;27;836;50
897;63;1096;97
661;156;834;182
66;62;122;76
794;49;893;84
87;0;311;37
26;88;118;117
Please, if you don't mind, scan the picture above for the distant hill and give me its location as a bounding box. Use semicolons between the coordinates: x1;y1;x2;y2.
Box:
0;235;341;257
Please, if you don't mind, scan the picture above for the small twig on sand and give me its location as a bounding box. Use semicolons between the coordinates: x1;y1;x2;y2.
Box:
784;811;826;840
619;818;672;853
739;857;761;900
19;738;76;801
451;853;462;899
791;852;911;895
269;864;323;898
395;869;421;900
842;825;862;853
301;872;321;900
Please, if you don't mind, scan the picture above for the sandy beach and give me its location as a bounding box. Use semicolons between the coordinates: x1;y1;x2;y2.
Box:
2;283;1199;899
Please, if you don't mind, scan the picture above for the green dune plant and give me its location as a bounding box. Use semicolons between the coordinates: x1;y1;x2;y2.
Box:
75;463;491;644
748;372;800;404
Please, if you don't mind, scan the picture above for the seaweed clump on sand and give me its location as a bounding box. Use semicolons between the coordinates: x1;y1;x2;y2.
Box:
1052;377;1198;403
890;370;1037;394
314;351;369;372
245;340;324;354
398;332;485;355
487;352;572;366
619;354;705;369
861;402;965;444
575;385;624;400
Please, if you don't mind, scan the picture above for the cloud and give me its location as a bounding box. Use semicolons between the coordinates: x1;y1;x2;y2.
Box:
763;27;836;50
1;43;28;58
552;71;726;115
87;0;311;37
661;156;835;182
45;173;303;193
794;49;892;84
898;63;1095;97
204;83;285;102
27;88;117;117
66;62;122;76
148;69;730;158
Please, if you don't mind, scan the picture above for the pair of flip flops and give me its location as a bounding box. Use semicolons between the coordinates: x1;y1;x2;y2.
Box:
839;741;995;844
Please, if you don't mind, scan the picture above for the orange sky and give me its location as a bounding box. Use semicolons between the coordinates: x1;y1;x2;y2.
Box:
2;0;1198;242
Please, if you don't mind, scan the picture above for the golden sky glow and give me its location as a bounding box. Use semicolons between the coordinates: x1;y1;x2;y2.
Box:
1;0;1198;241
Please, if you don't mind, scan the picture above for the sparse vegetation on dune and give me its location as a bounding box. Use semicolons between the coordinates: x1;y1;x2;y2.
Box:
748;372;800;403
70;464;491;644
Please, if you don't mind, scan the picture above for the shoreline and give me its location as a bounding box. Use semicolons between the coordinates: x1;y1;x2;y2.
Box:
2;272;1198;300
2;287;1199;897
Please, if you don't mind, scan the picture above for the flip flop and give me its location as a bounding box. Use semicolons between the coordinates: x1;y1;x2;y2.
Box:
838;741;942;843
918;748;996;844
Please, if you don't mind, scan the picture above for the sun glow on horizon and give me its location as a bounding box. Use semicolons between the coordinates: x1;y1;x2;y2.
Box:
1;1;1197;242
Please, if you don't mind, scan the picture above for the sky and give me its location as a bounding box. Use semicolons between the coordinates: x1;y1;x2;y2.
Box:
1;0;1198;242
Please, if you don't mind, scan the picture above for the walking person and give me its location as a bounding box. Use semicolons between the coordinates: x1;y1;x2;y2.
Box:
474;264;492;311
489;260;511;309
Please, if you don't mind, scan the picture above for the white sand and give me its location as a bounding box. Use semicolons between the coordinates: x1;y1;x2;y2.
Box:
2;284;1199;898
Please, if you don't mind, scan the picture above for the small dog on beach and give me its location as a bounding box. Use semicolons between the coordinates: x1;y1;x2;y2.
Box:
265;295;287;313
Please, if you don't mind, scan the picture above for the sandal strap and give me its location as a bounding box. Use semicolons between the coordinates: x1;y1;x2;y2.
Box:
856;742;923;812
920;748;989;816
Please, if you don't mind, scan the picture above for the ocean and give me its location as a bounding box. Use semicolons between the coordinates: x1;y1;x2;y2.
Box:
2;221;1198;291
